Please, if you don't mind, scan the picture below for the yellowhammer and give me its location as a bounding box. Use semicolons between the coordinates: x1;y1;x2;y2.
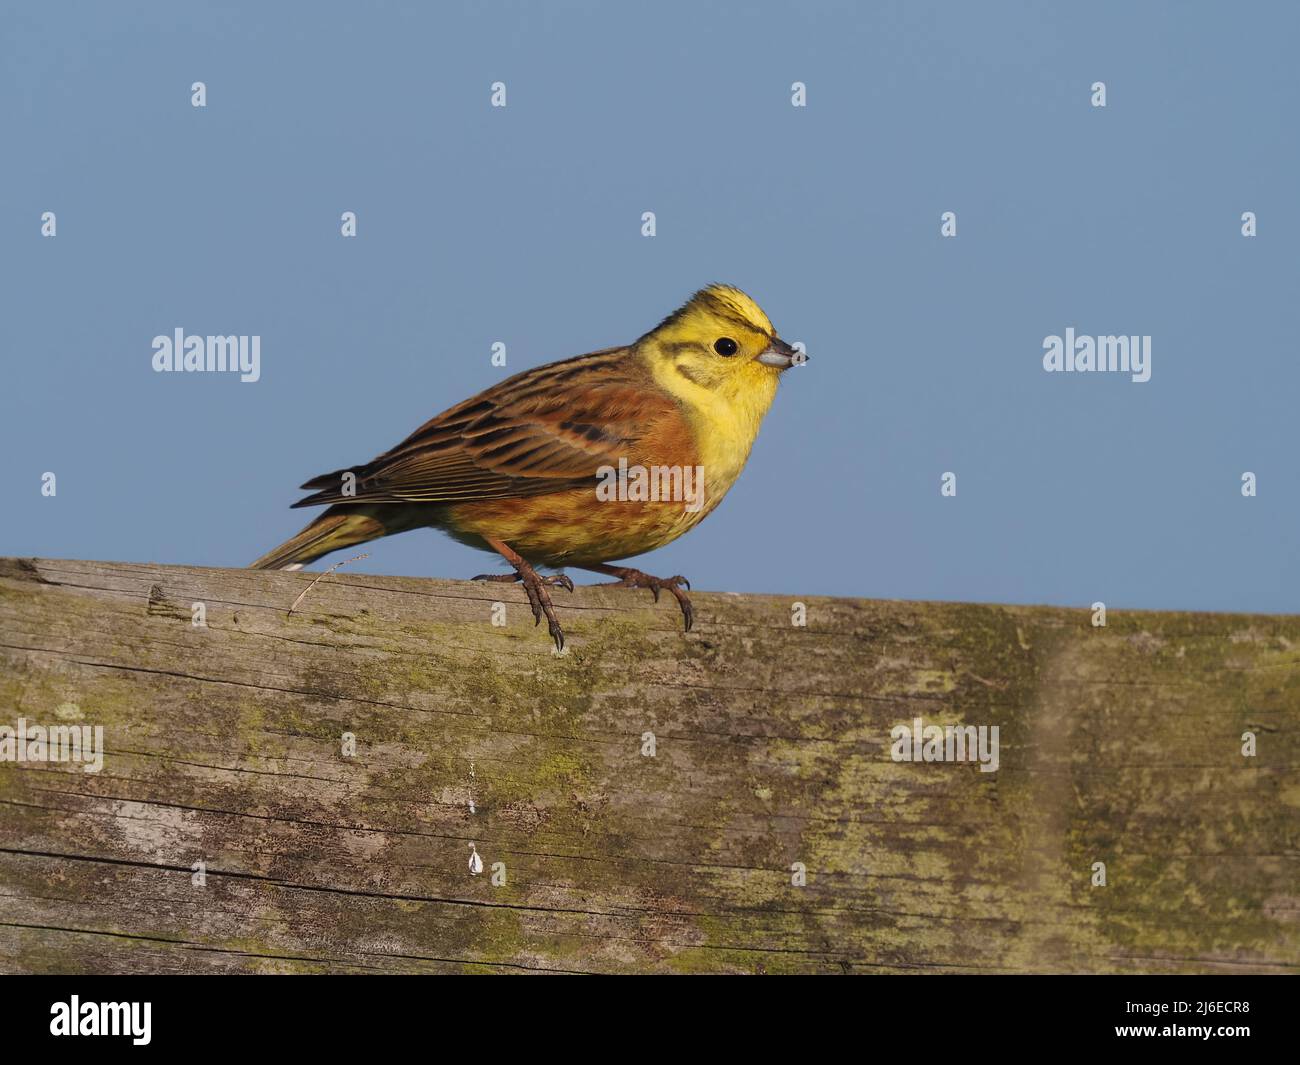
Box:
252;284;806;648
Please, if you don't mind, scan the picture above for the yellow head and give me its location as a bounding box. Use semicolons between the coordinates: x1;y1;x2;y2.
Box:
637;284;803;391
635;286;804;494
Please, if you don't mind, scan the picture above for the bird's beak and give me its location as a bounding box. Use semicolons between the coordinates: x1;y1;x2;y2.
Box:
757;336;808;369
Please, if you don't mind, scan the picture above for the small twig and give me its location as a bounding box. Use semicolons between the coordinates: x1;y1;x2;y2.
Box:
287;553;369;616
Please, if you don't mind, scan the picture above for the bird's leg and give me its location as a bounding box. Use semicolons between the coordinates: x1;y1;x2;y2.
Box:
472;537;571;650
578;564;693;633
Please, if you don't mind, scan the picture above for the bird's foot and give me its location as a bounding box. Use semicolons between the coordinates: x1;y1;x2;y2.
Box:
587;565;693;632
471;567;572;650
471;570;574;592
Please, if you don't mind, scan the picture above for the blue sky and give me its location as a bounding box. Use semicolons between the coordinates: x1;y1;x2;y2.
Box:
3;0;1296;612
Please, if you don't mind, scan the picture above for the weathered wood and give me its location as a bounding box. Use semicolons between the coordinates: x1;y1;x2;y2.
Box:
0;557;1296;974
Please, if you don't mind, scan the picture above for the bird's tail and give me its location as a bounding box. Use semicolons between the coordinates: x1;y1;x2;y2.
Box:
250;506;387;570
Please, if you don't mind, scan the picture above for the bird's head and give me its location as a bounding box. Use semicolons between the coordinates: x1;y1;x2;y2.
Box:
637;285;806;393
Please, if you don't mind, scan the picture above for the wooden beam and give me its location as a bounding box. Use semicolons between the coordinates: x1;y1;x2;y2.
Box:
0;557;1295;973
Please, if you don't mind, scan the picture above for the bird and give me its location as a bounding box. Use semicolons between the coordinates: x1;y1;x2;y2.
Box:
251;284;806;649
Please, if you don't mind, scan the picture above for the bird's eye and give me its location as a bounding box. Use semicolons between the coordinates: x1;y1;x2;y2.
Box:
713;337;738;356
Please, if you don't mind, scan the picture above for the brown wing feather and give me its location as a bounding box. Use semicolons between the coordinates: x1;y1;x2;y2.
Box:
292;347;674;508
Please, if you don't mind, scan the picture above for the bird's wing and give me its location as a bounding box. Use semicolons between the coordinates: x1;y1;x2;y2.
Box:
292;348;677;507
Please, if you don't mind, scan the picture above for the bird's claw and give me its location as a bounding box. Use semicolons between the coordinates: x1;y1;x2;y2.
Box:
595;568;694;633
472;571;572;593
473;565;567;650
